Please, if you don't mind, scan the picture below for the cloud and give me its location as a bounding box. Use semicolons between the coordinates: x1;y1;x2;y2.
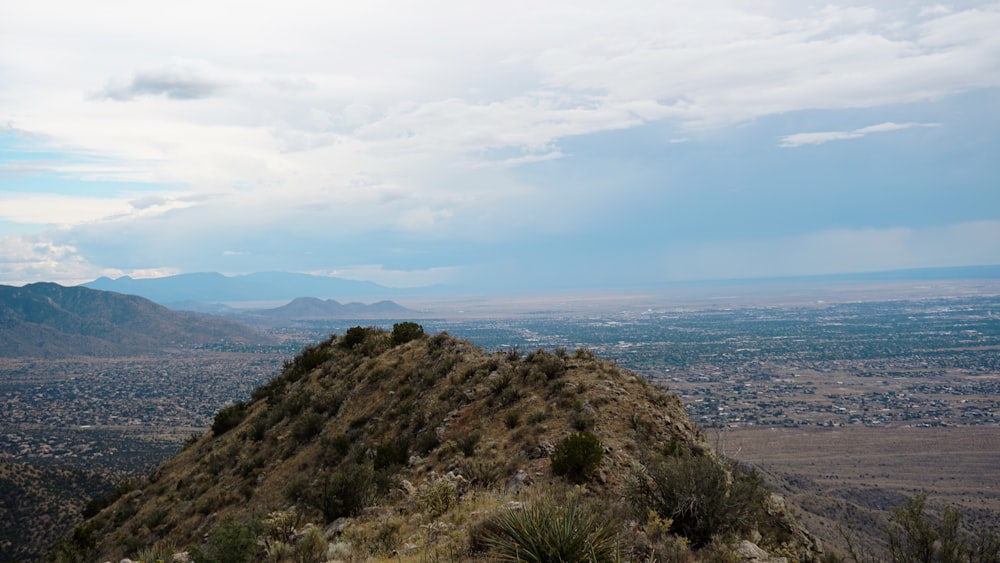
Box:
0;237;94;286
779;121;939;147
1;2;998;286
95;59;228;101
0;193;133;226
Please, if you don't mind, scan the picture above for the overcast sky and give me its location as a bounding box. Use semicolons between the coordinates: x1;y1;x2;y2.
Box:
2;1;998;290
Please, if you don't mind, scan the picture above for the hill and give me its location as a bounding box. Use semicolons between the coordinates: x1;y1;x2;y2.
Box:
58;326;822;562
0;283;273;357
82;272;397;306
243;297;416;321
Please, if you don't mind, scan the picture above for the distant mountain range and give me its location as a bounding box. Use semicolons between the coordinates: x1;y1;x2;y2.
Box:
240;296;416;321
82;272;417;306
0;283;274;357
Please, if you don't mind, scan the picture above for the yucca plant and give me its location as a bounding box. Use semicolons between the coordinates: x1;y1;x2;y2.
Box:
482;497;619;563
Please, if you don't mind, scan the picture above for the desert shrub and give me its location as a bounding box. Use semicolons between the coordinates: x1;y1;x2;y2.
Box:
416;478;459;517
290;344;331;376
481;497;619;563
322;433;352;461
413;430;440;456
455;431;481;457
340;326;371;349
504;409;521;429
347;516;403;556
570;407;595;432
527;348;567;379
133;541;178;563
550;432;604;484
527;410;548;425
458;459;508;490
211;401;248;436
885;493;972;563
497;386;522;408
374;440;407;470
628;452;768;547
309;463;375;522
190;520;260;563
292;411;325;442
391;321;425;345
295;526;328;563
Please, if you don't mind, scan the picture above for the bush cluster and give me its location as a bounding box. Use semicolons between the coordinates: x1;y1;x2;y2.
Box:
211;402;248;436
550;432;604;484
628;452;768;547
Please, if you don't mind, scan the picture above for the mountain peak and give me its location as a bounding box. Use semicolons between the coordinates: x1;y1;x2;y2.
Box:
66;327;821;562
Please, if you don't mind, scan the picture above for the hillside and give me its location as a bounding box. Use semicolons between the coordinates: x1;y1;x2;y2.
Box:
0;283;274;357
0;461;113;563
59;326;822;562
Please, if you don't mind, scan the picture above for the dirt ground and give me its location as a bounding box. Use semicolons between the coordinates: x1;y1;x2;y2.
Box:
721;425;1000;556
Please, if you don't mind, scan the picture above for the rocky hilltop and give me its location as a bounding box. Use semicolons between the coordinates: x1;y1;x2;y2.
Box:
59;326;821;562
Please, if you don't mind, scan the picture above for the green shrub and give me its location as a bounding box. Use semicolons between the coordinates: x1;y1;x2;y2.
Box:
374;440;407;470
481;498;619;563
290;345;331;376
190;520;260;563
416;478;459;517
527;348;567;379
340;326;371;349
211;402;248;436
292;411;325;442
504;410;521;429
456;431;481;457
550;432;604;484
309;463;375;522
391;321;425;345
527;410;548;425
628;453;768;547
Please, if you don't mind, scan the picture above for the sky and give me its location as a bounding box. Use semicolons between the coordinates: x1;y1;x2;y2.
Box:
2;1;999;291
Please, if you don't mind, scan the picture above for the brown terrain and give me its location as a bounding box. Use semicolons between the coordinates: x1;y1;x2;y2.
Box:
723;425;1000;553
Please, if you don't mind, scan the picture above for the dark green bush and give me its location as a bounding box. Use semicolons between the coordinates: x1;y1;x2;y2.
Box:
374;440;407;470
292;411;325;442
628;453;768;547
309;464;375;522
211;402;248;436
457;431;481;457
340;326;371;349
480;498;619;563
504;410;521;429
391;322;425;345
189;520;260;563
290;345;331;376
550;432;604;484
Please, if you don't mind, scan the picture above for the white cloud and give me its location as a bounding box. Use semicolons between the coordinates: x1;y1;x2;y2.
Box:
0;234;179;285
0;193;133;226
779;121;939;147
1;2;998;283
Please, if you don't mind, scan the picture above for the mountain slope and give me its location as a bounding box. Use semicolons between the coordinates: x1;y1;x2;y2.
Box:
0;283;273;357
0;460;113;563
62;328;822;562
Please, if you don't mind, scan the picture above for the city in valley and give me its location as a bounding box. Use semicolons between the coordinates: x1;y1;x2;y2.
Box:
2;287;999;554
